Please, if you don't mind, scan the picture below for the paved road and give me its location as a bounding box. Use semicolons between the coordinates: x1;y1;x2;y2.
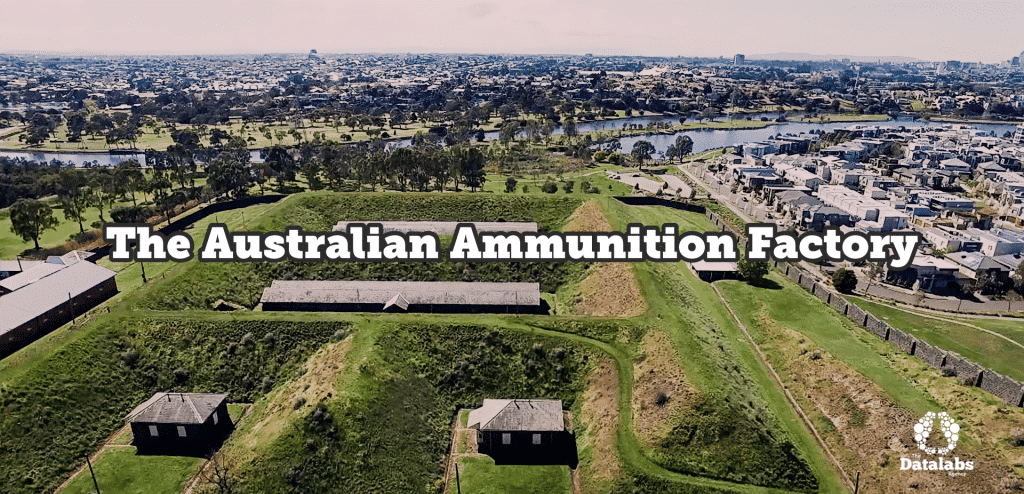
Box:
607;171;691;198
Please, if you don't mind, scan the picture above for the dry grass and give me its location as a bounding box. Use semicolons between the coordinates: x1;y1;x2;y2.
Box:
754;311;1016;493
631;330;694;446
217;335;356;468
564;199;613;232
565;200;647;318
579;358;623;489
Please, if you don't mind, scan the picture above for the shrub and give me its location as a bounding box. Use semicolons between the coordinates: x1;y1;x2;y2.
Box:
832;268;858;293
541;181;558;193
737;253;770;283
655;392;669;406
1008;429;1024;447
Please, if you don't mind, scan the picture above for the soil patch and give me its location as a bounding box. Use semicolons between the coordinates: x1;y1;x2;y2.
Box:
632;330;695;445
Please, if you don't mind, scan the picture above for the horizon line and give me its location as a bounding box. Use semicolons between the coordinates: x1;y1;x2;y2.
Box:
0;50;963;64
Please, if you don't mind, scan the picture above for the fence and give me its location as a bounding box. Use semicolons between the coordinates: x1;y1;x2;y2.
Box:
774;258;1024;409
692;207;1024;408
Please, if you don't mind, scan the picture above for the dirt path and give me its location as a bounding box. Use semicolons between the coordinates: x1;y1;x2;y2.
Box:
709;282;855;492
442;409;487;494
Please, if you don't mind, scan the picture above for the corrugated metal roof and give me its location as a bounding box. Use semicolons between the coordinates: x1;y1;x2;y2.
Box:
0;263;66;292
332;221;537;235
0;260;44;273
127;392;229;424
467;399;564;432
0;262;117;332
260;280;540;307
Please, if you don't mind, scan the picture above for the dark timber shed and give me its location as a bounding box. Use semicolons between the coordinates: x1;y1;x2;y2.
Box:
127;392;233;454
259;280;545;314
468;399;576;465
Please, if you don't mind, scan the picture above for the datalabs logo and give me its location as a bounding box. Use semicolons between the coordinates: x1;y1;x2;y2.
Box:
900;411;974;476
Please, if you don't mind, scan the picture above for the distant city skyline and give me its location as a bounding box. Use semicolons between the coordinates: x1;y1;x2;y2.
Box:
2;0;1023;63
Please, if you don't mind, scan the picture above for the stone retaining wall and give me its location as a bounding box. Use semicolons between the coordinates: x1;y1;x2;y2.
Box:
945;355;983;385
864;314;889;339
887;327;917;355
829;293;849;315
914;340;947;368
978;370;1024;406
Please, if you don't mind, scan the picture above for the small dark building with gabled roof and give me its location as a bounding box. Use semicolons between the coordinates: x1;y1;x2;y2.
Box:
468;399;576;466
127;392;233;454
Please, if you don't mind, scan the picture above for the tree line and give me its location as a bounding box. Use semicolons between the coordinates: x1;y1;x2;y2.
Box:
5;132;492;251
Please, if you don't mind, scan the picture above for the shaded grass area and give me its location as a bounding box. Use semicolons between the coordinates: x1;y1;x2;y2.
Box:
59;447;204;494
135;193;588;310
848;297;1024;382
458;456;572;494
717;273;935;415
238;322;595;493
0;313;340;494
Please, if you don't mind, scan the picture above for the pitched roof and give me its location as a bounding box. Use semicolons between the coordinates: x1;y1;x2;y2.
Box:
0;260;44;274
260;281;540;308
467;399;564;432
0;261;117;332
332;221;537;235
127;392;229;424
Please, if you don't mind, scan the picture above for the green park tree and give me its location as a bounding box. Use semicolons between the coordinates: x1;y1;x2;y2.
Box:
9;199;59;250
57;168;91;233
832;267;858;293
737;253;771;283
631;140;655;171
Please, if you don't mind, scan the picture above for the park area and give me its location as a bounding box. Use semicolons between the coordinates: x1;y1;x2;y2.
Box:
59;447;205;494
456;457;572;494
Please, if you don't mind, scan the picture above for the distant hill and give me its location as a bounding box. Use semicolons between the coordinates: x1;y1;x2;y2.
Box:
749;52;925;64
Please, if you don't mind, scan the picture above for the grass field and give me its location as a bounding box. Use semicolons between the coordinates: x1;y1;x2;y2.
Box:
457;456;572;494
600;198;841;493
716;273;935;414
0;195;136;258
848;297;1024;381
14;191;998;494
59;447;204;494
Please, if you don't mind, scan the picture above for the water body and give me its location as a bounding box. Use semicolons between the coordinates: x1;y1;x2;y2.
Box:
0;149;264;167
0;115;1017;166
606;117;1021;157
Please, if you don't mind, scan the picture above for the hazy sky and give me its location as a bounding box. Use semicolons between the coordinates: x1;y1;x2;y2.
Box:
3;0;1022;62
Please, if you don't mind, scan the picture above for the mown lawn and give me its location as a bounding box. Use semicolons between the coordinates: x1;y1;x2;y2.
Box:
457;456;571;494
849;297;1024;381
59;447;204;494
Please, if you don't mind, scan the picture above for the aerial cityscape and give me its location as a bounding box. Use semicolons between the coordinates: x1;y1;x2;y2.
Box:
2;2;1024;494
